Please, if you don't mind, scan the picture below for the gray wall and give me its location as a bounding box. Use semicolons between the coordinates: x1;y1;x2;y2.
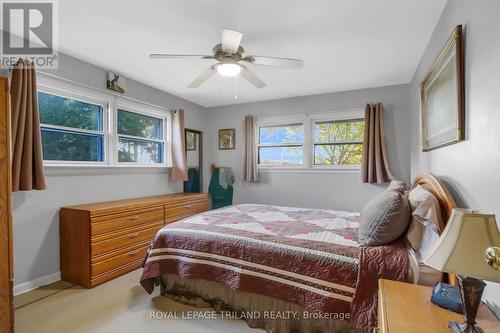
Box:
2;52;210;287
205;84;411;212
409;0;500;315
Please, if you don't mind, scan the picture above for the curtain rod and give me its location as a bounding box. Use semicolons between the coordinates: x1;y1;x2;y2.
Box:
36;70;172;112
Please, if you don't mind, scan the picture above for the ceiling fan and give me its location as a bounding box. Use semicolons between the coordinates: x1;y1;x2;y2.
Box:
149;29;304;89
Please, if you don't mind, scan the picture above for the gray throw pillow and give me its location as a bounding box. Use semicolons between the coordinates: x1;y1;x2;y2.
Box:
359;189;411;246
386;180;407;192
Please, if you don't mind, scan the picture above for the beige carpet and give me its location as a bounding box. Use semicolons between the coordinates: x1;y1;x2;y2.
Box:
15;280;74;309
15;269;263;333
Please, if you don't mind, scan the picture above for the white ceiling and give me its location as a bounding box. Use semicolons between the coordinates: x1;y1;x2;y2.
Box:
58;0;447;107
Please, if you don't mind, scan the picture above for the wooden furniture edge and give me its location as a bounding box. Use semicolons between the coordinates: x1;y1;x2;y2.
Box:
0;77;13;333
60;208;91;288
378;279;389;333
64;193;209;217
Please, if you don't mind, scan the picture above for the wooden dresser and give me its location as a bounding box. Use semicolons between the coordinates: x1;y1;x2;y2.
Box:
60;193;209;288
378;279;499;333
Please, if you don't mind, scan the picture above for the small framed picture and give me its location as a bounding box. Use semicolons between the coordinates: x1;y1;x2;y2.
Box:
106;72;126;94
219;129;235;150
186;131;196;151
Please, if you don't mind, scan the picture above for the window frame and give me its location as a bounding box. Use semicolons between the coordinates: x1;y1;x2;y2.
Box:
312;117;365;170
37;75;172;168
256;114;306;169
37;83;110;166
113;99;171;167
257;109;365;172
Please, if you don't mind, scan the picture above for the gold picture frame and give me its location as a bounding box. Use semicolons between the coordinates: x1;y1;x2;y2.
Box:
218;129;235;150
186;131;196;151
420;25;465;151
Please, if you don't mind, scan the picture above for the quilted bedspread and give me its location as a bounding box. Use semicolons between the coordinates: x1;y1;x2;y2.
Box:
140;204;409;329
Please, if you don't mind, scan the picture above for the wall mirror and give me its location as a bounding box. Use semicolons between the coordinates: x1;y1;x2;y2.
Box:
184;129;203;193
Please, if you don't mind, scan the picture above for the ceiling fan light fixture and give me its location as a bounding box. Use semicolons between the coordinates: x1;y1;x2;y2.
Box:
216;63;241;77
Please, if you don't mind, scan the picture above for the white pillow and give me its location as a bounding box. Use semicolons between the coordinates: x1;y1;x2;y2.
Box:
406;185;444;262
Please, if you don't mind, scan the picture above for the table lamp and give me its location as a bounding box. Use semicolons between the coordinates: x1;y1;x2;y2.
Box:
425;209;500;333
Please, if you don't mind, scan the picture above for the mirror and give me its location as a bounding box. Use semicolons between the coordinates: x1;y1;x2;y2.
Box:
184;129;203;193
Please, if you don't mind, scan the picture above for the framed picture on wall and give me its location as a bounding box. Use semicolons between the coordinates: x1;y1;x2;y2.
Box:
219;129;235;150
186;131;196;151
420;25;465;151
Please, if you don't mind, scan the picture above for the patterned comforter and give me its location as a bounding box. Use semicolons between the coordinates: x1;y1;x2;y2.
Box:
140;204;409;329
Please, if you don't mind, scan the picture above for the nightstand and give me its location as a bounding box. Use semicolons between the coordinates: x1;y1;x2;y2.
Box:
377;279;500;333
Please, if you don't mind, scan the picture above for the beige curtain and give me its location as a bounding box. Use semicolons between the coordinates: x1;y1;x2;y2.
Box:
361;103;394;184
242;115;258;182
10;59;46;191
170;109;188;181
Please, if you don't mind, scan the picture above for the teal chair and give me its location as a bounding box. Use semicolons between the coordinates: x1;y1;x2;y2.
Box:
208;168;234;209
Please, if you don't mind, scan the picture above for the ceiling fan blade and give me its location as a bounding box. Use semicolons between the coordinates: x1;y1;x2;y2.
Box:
242;56;303;68
188;66;216;88
149;54;213;59
221;29;243;53
240;66;266;89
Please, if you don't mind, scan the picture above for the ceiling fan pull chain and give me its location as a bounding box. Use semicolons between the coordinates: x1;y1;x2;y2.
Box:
234;76;238;100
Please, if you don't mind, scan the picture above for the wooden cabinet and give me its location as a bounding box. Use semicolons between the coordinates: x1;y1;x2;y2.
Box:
60;193;208;288
0;77;13;332
378;279;499;333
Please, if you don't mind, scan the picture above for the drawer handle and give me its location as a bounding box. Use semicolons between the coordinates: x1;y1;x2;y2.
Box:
128;215;140;221
128;232;140;239
128;250;140;257
184;204;192;209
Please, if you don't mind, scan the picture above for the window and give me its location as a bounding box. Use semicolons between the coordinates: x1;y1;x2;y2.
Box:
38;91;106;162
258;124;304;165
37;75;171;167
257;110;365;170
314;119;364;166
117;109;164;164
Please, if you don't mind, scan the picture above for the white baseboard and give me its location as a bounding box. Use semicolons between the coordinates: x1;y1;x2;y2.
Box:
13;272;61;296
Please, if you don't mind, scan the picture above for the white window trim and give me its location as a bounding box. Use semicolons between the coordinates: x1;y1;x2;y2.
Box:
38;80;111;167
257;121;306;169
256;108;364;172
37;74;172;168
115;98;172;167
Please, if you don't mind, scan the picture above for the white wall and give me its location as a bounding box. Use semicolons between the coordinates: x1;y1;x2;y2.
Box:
409;0;500;316
2;52;210;288
205;84;411;212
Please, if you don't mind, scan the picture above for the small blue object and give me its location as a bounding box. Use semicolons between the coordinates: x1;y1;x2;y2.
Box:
431;282;464;314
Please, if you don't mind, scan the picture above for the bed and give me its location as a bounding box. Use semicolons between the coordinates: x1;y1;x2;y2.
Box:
140;174;456;332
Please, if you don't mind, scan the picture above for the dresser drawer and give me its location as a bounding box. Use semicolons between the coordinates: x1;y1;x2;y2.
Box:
91;243;149;277
91;259;144;287
91;207;163;235
91;222;162;256
165;200;208;219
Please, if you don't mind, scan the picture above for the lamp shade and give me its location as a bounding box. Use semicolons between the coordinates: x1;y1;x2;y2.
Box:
424;209;500;282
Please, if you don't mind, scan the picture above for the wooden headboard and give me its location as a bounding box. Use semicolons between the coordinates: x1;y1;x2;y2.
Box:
411;173;457;222
411;173;457;285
